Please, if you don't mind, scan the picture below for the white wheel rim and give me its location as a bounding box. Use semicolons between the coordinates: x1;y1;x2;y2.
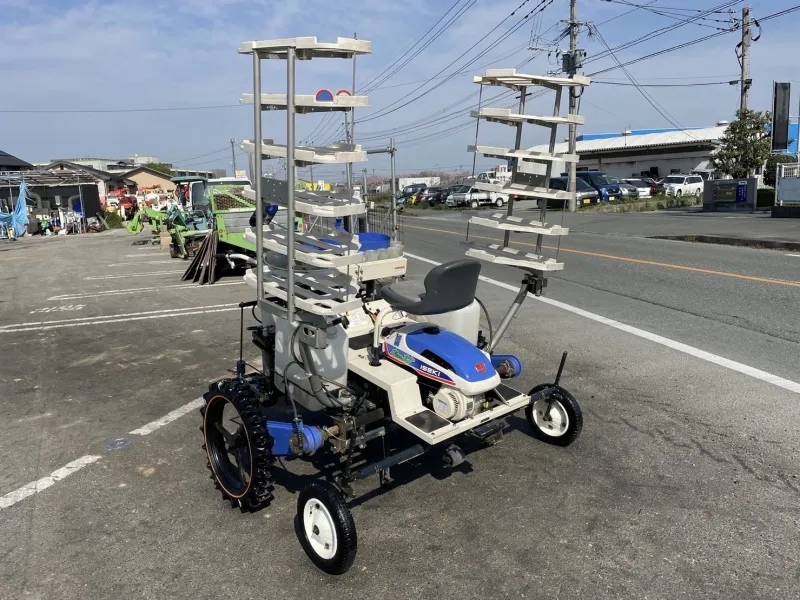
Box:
303;498;338;560
532;399;569;437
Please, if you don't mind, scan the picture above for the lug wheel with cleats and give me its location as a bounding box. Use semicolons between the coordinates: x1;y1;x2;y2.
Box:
525;384;583;447
201;381;275;511
296;481;357;575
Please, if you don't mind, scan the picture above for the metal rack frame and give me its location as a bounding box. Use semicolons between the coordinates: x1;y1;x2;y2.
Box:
464;69;590;351
465;68;591;270
241;37;371;323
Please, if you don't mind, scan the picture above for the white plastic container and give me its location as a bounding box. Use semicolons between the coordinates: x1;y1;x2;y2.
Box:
414;299;480;345
268;312;350;411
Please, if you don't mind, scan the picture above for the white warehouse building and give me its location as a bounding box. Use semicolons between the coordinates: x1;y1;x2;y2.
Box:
525;123;729;181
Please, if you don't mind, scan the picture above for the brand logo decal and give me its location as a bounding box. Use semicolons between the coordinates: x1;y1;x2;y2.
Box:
388;347;414;364
476;363;487;373
419;364;442;378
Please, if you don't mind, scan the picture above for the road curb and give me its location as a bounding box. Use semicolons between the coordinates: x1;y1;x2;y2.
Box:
649;234;800;252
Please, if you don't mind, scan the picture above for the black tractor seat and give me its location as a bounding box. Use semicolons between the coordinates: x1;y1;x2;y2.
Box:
381;259;481;316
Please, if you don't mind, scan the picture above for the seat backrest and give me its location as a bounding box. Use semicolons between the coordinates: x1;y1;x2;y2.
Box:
418;259;482;315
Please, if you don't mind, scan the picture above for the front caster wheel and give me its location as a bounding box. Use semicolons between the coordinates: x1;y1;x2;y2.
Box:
525;384;583;447
296;481;358;575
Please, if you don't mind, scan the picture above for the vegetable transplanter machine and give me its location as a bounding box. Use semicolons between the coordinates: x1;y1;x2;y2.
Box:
200;36;589;575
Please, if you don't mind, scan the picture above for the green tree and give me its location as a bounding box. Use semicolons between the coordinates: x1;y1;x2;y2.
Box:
713;109;771;179
763;154;795;187
144;162;173;175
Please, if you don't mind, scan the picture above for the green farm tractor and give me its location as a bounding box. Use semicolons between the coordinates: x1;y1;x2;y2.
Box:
126;176;257;267
126;202;210;258
175;176;261;283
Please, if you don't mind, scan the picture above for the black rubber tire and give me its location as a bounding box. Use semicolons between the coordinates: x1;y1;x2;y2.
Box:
525;384;583;447
296;481;358;575
470;200;479;209
676;189;682;197
169;244;181;259
201;380;275;511
495;197;504;207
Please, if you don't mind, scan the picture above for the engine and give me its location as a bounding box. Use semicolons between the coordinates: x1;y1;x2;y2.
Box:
430;388;483;422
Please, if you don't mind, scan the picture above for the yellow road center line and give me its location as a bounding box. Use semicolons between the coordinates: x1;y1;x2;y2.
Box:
404;223;800;289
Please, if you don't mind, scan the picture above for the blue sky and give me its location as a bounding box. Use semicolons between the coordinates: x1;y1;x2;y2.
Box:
0;0;797;182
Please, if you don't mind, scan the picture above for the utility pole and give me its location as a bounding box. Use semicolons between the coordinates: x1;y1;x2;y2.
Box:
471;84;484;177
230;137;237;175
566;0;580;213
362;168;368;201
739;6;752;113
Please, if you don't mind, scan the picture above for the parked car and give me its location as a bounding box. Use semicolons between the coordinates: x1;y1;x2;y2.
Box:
417;187;441;204
445;185;505;208
623;178;652;199
545;176;604;207
662;174;705;197
609;177;639;199
574;171;623;201
432;187;456;204
397;183;426;204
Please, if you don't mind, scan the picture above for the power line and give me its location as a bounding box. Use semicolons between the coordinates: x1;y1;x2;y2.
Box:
308;0;477;143
364;43;529;91
599;0;738;27
600;0;737;13
358;0;471;93
587;27;734;76
593;79;737;87
585;0;741;66
589;24;700;140
0;104;243;114
171;146;231;164
357;0;549;124
317;41;531;144
361;0;479;94
333;48;539;145
756;5;800;22
177;152;248;169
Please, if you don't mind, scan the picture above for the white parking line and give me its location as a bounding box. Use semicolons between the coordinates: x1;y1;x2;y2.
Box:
405;252;800;395
48;281;245;301
0;455;101;510
786;253;800;257
130;397;205;435
125;252;165;257
84;271;186;280
0;304;240;333
107;260;175;267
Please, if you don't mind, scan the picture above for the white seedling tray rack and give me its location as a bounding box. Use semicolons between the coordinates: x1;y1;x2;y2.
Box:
465;66;590;274
241;36;405;320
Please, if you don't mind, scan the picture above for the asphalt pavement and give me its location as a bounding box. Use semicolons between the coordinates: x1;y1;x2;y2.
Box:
1;218;799;600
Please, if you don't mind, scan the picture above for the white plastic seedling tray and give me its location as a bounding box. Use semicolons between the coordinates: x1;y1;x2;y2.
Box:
468;144;578;164
473;69;591;90
241;93;369;113
469;213;568;236
239;37;372;59
242;140;367;165
462;241;564;272
471;108;585;127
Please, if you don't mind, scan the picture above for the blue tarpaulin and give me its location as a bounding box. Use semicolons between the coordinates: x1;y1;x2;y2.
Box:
0;180;30;237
